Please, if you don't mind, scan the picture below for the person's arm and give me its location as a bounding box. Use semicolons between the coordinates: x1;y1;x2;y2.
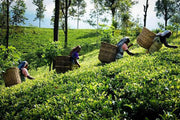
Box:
163;40;178;48
73;52;80;67
22;68;35;79
122;43;135;56
161;37;178;48
27;75;35;79
125;50;135;56
74;59;80;67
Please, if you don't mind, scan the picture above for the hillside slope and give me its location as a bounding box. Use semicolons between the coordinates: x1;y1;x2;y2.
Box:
8;27;100;55
0;37;179;120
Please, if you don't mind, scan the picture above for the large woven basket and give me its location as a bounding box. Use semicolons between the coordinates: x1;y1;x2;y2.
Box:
98;42;118;63
3;67;21;87
55;56;72;73
137;27;156;49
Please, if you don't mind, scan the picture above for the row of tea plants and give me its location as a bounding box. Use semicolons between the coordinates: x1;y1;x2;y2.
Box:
0;37;179;119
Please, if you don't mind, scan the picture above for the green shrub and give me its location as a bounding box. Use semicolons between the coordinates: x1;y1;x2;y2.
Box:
0;45;20;80
0;28;179;119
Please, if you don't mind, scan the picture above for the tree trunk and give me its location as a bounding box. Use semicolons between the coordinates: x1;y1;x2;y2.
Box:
164;8;168;29
64;0;68;48
165;19;167;29
54;0;60;42
39;18;41;28
6;0;9;49
77;6;79;29
53;0;60;70
111;8;116;36
97;11;99;29
143;0;149;27
4;0;9;59
111;8;116;24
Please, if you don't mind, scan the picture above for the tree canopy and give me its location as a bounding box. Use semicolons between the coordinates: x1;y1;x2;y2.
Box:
11;0;27;26
33;0;46;28
155;0;177;28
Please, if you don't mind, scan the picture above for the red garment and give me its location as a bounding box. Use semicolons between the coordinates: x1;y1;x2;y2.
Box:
21;68;29;77
122;43;128;51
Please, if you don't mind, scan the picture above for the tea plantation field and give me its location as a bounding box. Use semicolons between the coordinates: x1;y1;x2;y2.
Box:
8;27;101;55
0;28;179;120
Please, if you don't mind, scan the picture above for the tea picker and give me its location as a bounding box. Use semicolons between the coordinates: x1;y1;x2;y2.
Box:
137;27;178;54
148;30;178;53
98;37;136;63
18;61;34;82
116;37;135;59
69;46;81;68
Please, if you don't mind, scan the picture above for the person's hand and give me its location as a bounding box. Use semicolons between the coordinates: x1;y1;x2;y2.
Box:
128;44;133;48
173;46;178;49
27;75;35;80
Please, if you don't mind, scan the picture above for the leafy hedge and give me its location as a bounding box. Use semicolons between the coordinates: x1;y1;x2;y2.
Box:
0;39;179;120
0;45;20;84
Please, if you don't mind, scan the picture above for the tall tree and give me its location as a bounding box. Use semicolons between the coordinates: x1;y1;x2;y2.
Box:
170;14;180;37
33;0;46;28
155;0;176;28
85;0;107;29
11;0;27;26
6;0;9;49
0;1;6;28
170;0;180;37
98;0;118;27
0;0;7;45
143;0;149;27
51;0;72;47
176;0;180;12
70;0;86;29
53;0;60;42
52;0;60;70
59;0;71;48
98;0;136;29
0;0;13;48
116;0;136;29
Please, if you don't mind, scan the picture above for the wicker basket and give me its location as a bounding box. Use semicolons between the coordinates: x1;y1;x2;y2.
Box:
55;56;72;73
98;42;118;63
137;27;156;49
3;67;21;87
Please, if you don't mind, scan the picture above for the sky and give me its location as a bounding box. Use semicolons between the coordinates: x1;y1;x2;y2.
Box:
23;0;164;30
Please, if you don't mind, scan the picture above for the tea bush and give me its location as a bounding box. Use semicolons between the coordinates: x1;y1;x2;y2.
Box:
0;45;20;84
8;27;101;69
0;28;179;119
0;35;179;119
